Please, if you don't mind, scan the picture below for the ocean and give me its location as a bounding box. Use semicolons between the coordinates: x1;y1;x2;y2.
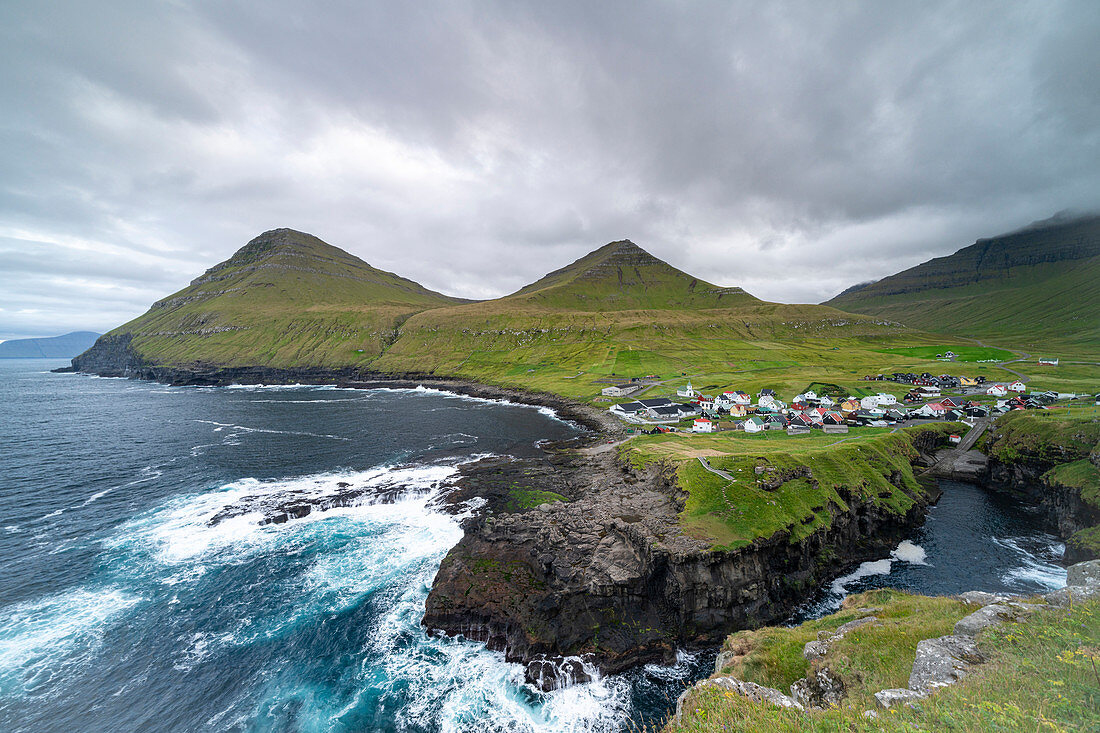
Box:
0;360;1066;732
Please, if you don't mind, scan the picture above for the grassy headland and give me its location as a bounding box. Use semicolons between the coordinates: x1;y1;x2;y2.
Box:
668;590;1100;732
622;424;958;551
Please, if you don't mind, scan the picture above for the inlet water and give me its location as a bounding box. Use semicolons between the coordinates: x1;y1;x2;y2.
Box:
0;361;1065;731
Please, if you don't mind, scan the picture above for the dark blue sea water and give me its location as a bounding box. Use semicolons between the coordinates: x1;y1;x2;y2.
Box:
0;360;1067;732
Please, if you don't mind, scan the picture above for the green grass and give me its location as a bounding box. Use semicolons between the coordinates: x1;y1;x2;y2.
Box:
1045;460;1100;512
986;410;1100;465
874;345;1013;362
714;589;974;701
669;595;1100;732
503;488;568;512
623;425;956;551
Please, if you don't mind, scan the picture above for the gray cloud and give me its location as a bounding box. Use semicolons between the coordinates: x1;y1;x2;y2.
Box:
1;0;1097;338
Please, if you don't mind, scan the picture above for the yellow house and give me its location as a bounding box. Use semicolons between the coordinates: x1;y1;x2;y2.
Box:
960;376;978;387
728;404;748;417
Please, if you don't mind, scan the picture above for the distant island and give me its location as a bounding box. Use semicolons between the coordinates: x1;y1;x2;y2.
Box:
0;331;101;359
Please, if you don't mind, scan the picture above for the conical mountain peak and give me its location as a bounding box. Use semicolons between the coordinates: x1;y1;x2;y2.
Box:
503;239;757;310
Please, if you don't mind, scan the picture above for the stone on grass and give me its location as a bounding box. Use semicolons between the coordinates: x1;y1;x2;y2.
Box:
1066;559;1100;588
875;688;927;709
909;634;982;693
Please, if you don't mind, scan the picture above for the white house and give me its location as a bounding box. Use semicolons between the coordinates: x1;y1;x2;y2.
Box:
911;402;946;418
697;398;715;412
860;393;898;409
986;384;1009;397
743;416;766;433
1008;380;1026;393
693;418;716;433
601;384;635;397
817;395;836;407
916;386;941;398
1038;357;1059;366
715;390;751;408
677;381;696;398
758;394;786;411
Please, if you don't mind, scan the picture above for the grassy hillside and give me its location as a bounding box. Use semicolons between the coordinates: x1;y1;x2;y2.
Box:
74;228;1097;400
669;590;1100;732
85;228;467;368
621;424;957;551
503;240;758;310
372;240;916;393
825;213;1100;356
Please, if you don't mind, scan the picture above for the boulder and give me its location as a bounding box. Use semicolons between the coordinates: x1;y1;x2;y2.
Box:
1044;585;1100;608
790;666;846;709
875;688;927;709
673;677;802;725
955;590;1012;606
909;635;983;693
952;603;1034;637
1066;559;1100;587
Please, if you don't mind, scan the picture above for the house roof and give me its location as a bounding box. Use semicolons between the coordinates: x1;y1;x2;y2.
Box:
639;398;673;407
613;401;646;412
650;405;681;416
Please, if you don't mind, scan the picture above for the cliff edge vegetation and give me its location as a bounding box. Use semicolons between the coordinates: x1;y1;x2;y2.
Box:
983;409;1100;562
667;586;1100;732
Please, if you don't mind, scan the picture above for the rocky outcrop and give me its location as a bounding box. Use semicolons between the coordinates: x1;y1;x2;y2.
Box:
423;447;935;688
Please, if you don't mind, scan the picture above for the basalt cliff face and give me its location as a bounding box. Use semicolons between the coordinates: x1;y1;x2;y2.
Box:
981;413;1100;563
423;443;942;689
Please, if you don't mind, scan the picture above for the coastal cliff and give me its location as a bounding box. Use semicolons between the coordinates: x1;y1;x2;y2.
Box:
424;427;953;688
981;411;1100;562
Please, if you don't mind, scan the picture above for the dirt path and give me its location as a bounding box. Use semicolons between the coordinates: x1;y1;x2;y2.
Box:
580;437;632;456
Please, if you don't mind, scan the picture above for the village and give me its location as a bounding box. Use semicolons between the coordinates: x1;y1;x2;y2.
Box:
602;369;1097;436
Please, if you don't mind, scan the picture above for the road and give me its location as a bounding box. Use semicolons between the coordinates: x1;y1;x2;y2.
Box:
925;418;990;477
969;338;1032;383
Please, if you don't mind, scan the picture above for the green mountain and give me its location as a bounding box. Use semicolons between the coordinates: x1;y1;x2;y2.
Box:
74;228;466;370
825;213;1100;350
503;240;758;310
373;240;908;393
0;331;100;358
72;230;911;396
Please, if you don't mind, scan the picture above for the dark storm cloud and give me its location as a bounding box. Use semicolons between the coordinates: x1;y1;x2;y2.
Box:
1;0;1097;338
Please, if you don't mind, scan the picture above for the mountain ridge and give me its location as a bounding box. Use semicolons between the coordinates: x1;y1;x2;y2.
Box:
0;331;101;358
825;212;1100;347
70;229;908;394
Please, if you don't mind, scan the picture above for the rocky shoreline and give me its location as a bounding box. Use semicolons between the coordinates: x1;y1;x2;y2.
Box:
64;348;1097;695
61;350;951;690
424;440;946;689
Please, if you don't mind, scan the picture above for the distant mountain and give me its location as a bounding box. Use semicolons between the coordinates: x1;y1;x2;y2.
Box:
73;228;467;372
502;240;758;310
0;331;101;358
825;212;1100;346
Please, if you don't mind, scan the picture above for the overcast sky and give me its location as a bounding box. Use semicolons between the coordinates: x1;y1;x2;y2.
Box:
1;1;1098;339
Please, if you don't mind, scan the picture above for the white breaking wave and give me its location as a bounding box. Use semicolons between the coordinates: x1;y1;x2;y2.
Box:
994;537;1067;590
372;385;575;427
891;540;929;565
0;587;144;696
830;540;930;596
